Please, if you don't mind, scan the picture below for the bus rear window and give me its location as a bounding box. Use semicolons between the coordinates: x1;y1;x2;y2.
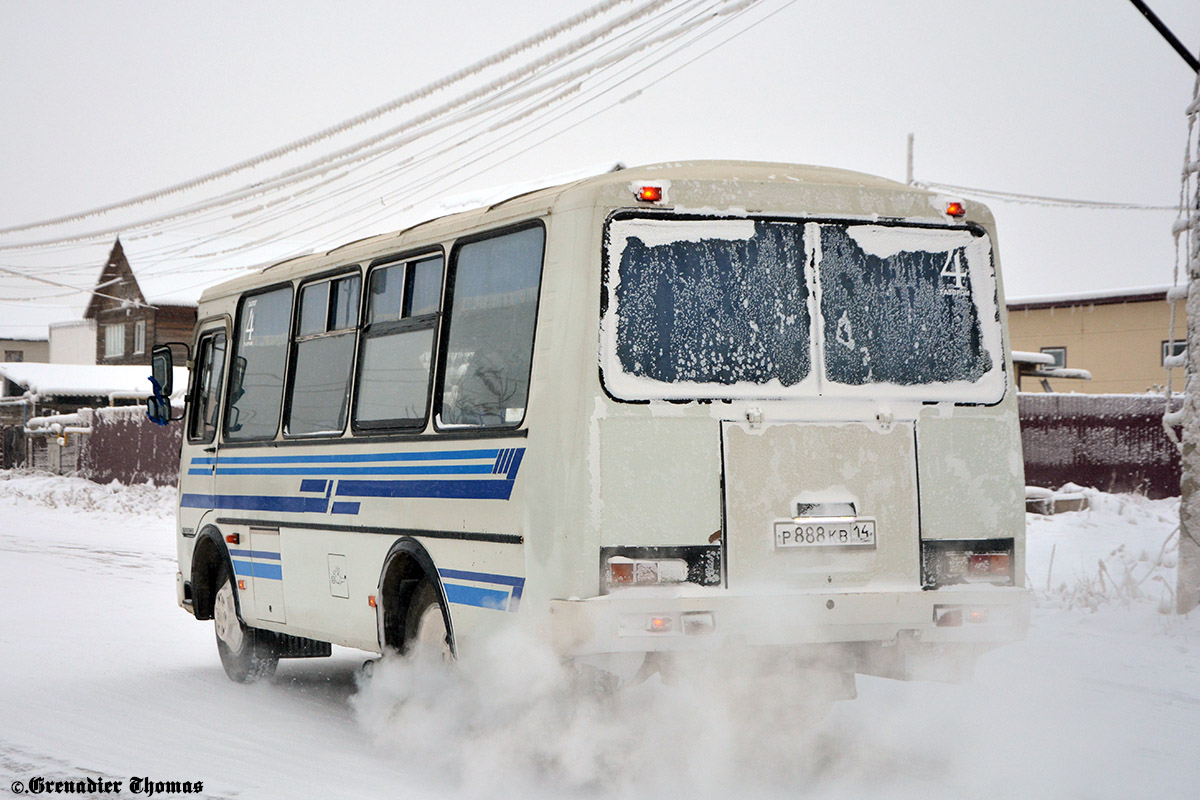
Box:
819;224;993;388
603;216;1003;403
605;219;810;397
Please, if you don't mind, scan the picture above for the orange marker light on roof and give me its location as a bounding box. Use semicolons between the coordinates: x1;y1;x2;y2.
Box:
636;185;663;203
945;201;966;217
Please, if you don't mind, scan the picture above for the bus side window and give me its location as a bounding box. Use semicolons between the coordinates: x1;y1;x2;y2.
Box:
225;285;293;441
286;273;361;436
354;255;443;430
438;224;544;429
188;331;227;444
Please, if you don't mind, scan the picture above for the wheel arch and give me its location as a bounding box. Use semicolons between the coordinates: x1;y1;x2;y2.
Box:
191;526;235;621
376;537;455;656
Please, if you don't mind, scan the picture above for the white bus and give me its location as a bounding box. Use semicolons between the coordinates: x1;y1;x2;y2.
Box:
150;161;1030;686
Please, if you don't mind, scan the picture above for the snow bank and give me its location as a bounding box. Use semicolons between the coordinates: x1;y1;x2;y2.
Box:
0;470;175;518
1027;483;1179;613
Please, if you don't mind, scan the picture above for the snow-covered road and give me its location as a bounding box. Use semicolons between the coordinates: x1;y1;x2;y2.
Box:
1;473;1197;799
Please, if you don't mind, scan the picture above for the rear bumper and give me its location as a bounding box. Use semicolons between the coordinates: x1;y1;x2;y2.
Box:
547;585;1030;657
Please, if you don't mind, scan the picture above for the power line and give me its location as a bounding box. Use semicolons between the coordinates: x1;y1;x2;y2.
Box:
0;0;700;253
0;0;644;237
918;180;1181;211
0;0;750;273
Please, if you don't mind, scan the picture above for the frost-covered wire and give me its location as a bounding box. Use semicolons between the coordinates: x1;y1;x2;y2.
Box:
0;0;705;254
918;180;1181;211
0;0;643;238
0;0;774;314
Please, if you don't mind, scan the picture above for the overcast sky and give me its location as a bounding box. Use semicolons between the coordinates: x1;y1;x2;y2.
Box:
1;0;1197;337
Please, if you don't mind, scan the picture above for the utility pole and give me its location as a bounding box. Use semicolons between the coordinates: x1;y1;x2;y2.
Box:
906;133;914;186
1180;83;1200;613
1125;0;1199;612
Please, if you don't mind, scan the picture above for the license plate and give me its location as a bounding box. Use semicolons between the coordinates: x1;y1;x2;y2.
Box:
774;518;876;549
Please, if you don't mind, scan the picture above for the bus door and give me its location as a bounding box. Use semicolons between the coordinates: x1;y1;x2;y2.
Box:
181;327;228;538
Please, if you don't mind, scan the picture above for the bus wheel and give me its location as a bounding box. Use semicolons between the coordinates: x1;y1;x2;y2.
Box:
405;581;452;663
213;564;278;683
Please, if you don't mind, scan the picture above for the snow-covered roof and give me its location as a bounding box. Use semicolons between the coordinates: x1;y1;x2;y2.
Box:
1007;285;1171;309
0;362;187;399
147;297;200;308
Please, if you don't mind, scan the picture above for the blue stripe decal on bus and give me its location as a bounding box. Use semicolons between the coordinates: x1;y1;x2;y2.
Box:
505;449;524;480
196;464;495;477
231;560;283;581
438;568;525;612
228;549;282;561
180;493;330;513
189;449;501;466
439;568;525;587
182;448;525;509
442;583;509;611
335;479;515;501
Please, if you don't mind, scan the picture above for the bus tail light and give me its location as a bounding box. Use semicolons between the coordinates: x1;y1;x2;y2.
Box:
968;553;1011;578
606;556;687;588
922;539;1015;589
617;611;715;636
934;605;997;627
945;201;966;217
601;545;721;593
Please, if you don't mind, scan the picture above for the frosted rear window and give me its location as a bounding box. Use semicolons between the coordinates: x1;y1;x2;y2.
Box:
603;215;1004;403
609;220;810;391
819;224;993;387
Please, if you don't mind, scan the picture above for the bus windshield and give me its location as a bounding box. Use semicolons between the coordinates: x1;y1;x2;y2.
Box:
601;215;1003;403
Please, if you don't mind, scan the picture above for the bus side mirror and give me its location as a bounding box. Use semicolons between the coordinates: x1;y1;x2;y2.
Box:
151;345;174;396
146;395;170;426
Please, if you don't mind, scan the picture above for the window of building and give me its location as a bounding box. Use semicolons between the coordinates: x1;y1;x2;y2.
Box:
225;285;292;440
438;225;544;428
104;324;126;359
286;273;360;436
1040;346;1066;369
3;350;22;396
355;254;443;430
1163;340;1186;366
134;320;146;355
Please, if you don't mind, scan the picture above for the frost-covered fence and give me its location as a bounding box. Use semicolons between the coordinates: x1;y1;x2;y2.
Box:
24;410;92;474
1019;393;1182;499
77;406;182;486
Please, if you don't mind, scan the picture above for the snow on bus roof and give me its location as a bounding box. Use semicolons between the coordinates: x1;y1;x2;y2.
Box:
0;362;187;399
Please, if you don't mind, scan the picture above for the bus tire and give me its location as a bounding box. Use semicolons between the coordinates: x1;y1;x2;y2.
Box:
213;563;279;683
405;580;452;662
